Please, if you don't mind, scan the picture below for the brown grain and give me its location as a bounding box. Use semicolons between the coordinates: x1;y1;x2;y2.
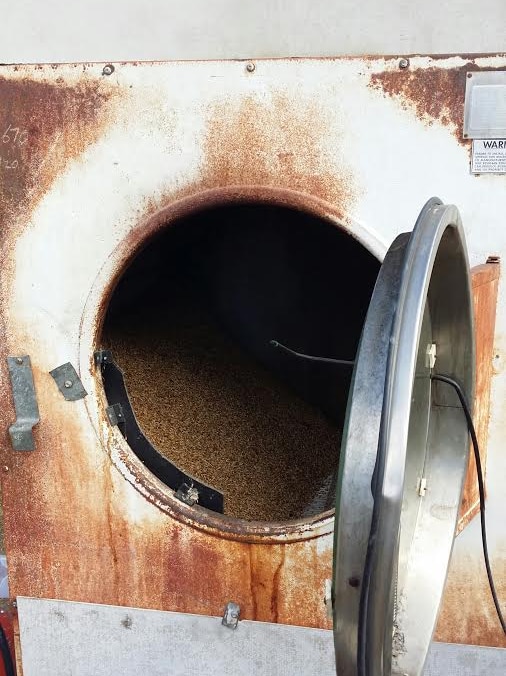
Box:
105;301;341;522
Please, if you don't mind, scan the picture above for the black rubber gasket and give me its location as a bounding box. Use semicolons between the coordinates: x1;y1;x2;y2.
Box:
95;350;224;513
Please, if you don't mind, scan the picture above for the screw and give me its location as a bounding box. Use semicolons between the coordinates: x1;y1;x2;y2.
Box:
399;58;410;69
246;62;255;73
15;357;23;365
3;466;9;473
64;380;73;389
102;64;115;76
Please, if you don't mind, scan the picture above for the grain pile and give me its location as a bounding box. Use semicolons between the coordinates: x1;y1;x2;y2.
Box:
104;299;341;522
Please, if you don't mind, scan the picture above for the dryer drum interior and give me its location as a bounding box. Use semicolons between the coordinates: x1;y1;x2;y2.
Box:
99;203;380;522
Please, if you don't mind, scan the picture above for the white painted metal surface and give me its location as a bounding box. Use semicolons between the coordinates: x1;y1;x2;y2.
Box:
1;56;505;669
1;1;506;63
17;598;506;675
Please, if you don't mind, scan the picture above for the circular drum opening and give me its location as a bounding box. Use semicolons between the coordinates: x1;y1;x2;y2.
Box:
100;203;380;523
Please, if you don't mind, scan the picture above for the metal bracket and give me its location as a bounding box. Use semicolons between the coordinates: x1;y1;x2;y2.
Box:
222;602;240;630
49;362;87;401
324;579;333;620
175;483;199;506
94;350;113;368
106;403;125;426
7;356;40;451
426;343;437;370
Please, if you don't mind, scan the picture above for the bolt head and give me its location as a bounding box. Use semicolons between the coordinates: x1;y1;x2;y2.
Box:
64;380;73;389
246;62;255;73
399;58;410;69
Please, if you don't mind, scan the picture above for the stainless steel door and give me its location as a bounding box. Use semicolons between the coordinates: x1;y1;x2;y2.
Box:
333;198;475;676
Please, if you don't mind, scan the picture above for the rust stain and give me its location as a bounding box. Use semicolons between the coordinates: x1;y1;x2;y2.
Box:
458;262;500;532
0;70;116;459
248;545;286;623
197;92;357;212
369;60;506;145
437;551;506;648
104;89;362;317
125;89;359;240
369;65;469;142
0;73;113;232
1;359;333;628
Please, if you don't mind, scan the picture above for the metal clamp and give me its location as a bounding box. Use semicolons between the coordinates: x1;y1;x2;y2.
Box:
175;483;199;506
49;362;87;401
222;602;240;629
7;356;40;451
106;403;125;426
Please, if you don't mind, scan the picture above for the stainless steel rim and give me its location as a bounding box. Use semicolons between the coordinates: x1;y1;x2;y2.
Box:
333;198;475;676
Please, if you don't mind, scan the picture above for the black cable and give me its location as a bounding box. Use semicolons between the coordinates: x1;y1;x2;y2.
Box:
269;338;506;635
0;623;15;676
269;340;355;366
432;373;506;635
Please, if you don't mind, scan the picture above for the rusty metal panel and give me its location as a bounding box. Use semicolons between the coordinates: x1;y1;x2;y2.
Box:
0;56;504;653
457;261;500;532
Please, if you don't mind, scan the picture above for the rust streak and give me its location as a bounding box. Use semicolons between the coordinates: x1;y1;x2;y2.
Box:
247;545;288;623
458;262;500;532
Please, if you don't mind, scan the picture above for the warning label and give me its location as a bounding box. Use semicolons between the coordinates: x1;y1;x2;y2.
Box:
472;139;506;174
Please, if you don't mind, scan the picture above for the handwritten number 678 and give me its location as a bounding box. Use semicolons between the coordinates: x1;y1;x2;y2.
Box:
2;125;29;145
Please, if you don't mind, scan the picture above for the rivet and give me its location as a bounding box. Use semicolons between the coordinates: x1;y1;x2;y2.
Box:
3;466;9;473
399;58;410;70
102;64;115;76
348;576;360;588
64;380;73;389
246;62;256;73
15;357;23;365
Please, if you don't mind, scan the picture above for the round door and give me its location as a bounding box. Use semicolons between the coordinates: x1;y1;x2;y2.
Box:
333;198;475;676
